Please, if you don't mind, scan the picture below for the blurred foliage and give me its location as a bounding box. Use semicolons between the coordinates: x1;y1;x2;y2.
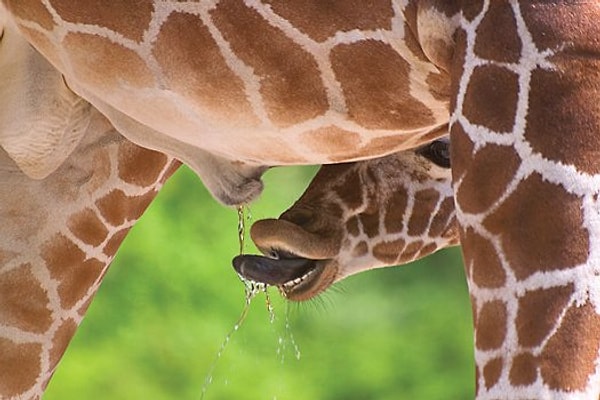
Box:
44;165;474;400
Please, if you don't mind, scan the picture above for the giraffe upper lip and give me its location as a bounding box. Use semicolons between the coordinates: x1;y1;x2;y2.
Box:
232;254;317;286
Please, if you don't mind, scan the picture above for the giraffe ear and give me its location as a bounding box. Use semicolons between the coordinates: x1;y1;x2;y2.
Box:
250;218;339;260
0;27;91;179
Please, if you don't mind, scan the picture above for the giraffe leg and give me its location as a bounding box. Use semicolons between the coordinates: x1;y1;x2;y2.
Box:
0;17;91;179
451;2;600;398
77;90;267;206
0;108;178;398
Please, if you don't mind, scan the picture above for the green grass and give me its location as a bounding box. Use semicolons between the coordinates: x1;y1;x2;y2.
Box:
44;165;475;400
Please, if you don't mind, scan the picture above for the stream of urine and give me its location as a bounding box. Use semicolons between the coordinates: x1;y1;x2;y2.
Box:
200;206;300;399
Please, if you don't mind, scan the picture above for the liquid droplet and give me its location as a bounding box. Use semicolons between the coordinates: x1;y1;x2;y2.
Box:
285;302;301;361
265;287;276;324
200;295;254;399
237;205;247;254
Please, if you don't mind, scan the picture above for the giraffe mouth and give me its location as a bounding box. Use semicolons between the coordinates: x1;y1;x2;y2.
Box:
231;253;329;301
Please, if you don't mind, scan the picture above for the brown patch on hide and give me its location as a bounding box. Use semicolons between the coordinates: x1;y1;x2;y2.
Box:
332;169;363;211
476;300;507;351
462;0;484;22
67;208;109;247
398;240;423;263
41;234;105;309
461;228;506;288
373;239;405;264
352;241;369;257
50;0;153;41
346;217;360;237
118;143;169;187
449;121;474;179
462;65;519;133
455;144;521;214
526;65;600;175
359;212;380;239
95;189;157;227
153;11;258;126
0;265;52;333
64;33;154;90
428;197;456;239
483;174;589;280
540;302;600;391
510;353;538;387
474;2;521;62
516;284;574;348
331;40;435;130
212;0;328;127
482;357;503;390
103;228;131;257
262;0;394;42
407;189;440;236
49;318;78;368
0;339;41;397
302;127;362;161
5;0;55;30
384;187;409;234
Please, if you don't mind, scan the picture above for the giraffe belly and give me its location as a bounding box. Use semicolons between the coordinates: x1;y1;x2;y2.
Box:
3;0;454;165
73;81;450;166
60;41;450;166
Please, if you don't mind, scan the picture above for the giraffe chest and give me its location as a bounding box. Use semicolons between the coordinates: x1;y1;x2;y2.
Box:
3;0;458;165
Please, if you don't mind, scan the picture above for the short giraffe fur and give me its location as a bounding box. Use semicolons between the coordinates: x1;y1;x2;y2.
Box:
235;138;458;301
1;0;451;204
241;2;600;398
1;1;600;399
0;17;179;398
0;5;454;398
0;109;178;397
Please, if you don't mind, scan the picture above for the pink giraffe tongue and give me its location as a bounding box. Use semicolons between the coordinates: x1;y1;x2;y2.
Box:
232;254;316;285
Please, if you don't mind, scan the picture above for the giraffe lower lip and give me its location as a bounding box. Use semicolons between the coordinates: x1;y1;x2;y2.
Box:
232;254;317;285
278;261;326;297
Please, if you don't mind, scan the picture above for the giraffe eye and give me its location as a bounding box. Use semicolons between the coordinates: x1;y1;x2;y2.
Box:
418;139;451;168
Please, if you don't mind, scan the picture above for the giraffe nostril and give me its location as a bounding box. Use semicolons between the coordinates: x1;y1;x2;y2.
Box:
268;249;280;259
281;208;314;227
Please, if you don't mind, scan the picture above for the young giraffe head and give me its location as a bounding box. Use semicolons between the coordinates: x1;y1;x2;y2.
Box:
233;139;458;301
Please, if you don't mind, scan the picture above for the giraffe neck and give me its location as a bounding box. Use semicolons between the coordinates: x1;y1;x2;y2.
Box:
451;2;600;398
0;110;178;399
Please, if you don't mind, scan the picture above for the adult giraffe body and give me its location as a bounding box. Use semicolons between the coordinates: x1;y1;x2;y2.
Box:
0;0;452;204
1;1;599;399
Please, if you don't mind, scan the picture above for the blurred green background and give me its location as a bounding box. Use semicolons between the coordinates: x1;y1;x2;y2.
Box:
44;165;474;400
